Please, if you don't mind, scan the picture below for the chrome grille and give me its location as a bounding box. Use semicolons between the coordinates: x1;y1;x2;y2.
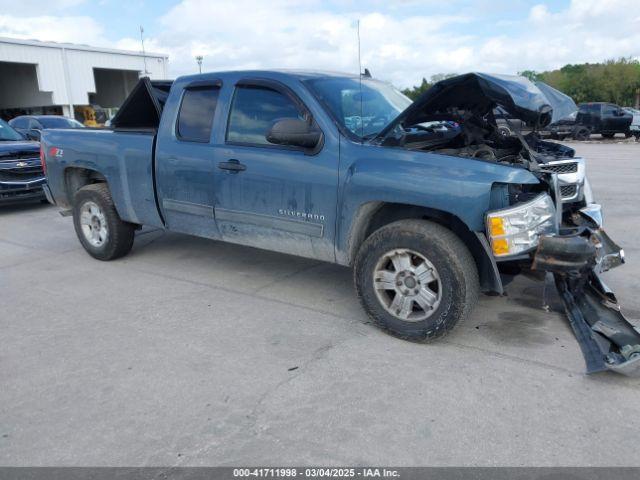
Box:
0;157;44;183
540;162;578;174
560;185;577;198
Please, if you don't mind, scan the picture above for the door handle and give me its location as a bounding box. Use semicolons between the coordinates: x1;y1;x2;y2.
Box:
218;159;246;173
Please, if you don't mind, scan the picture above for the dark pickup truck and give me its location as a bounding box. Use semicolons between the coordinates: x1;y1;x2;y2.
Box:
549;102;633;140
0;118;45;204
40;71;640;376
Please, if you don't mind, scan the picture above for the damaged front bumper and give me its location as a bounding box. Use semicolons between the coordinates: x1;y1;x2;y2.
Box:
532;206;640;376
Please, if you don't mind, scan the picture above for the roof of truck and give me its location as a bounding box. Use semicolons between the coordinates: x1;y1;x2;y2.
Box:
175;69;362;83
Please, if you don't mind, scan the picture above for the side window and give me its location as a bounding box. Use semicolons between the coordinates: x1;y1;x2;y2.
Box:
602;104;617;116
226;85;304;146
28;119;41;129
11;118;26;128
588;104;600;114
177;86;220;142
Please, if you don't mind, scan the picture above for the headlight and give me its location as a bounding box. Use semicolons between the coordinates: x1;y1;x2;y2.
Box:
486;193;557;257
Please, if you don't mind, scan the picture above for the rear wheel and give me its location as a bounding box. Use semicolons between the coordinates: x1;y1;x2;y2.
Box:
73;183;135;261
354;219;479;341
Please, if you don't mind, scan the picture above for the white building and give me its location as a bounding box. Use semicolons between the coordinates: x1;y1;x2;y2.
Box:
0;36;168;122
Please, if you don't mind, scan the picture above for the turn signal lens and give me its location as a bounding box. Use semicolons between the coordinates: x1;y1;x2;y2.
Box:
40;144;46;175
491;238;509;255
489;217;505;236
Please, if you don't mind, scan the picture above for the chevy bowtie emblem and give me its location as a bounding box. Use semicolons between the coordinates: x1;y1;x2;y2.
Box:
16;161;28;167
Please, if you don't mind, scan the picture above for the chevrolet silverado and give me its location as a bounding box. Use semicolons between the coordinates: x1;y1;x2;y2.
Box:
40;71;640;376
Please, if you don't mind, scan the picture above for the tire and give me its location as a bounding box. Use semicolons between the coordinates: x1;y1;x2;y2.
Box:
601;132;615;139
573;126;590;141
556;134;567;141
72;183;135;261
624;130;632;138
354;219;479;342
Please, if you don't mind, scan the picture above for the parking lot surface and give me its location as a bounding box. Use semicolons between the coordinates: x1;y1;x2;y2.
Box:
1;141;640;466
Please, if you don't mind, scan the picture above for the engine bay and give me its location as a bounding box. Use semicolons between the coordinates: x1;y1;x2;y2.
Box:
388;110;575;167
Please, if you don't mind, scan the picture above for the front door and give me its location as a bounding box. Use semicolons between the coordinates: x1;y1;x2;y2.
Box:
212;80;338;262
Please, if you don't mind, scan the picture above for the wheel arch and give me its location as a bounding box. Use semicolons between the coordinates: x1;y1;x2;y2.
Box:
345;201;502;294
63;167;108;207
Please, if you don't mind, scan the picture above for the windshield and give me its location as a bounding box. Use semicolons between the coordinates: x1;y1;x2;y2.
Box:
0;119;24;141
38;117;85;129
305;77;412;139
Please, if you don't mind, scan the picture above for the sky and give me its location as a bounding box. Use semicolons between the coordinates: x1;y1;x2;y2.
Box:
0;0;639;88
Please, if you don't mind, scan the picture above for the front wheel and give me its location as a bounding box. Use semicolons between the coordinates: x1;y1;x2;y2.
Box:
573;126;590;141
354;219;479;341
73;183;135;261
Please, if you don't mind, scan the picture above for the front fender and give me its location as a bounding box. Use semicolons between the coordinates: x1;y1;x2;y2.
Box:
335;142;539;262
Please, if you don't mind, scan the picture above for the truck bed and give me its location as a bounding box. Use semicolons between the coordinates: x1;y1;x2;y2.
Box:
42;128;164;228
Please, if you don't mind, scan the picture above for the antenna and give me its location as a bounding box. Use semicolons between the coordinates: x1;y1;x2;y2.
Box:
357;19;364;140
139;25;149;76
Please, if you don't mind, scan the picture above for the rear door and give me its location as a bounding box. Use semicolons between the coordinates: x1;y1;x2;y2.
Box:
155;81;222;238
212;78;339;262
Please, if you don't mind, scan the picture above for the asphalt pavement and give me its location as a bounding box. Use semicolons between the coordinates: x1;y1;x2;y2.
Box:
1;140;639;466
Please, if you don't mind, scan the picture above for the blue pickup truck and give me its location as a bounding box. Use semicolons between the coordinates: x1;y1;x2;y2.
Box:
40;70;640;376
0;118;45;203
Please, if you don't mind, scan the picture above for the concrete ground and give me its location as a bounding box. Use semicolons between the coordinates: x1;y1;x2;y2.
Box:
1;142;639;466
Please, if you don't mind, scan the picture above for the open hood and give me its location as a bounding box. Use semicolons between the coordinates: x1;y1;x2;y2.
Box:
378;73;577;138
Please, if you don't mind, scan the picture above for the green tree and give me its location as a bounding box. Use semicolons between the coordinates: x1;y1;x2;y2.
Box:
402;59;640;107
518;70;541;82
402;73;457;100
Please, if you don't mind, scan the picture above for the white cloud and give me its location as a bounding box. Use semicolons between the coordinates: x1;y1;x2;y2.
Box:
135;0;640;87
1;0;639;88
0;0;85;15
134;0;472;87
0;14;106;45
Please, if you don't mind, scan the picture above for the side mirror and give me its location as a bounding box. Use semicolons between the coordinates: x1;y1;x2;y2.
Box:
266;118;322;149
26;129;41;141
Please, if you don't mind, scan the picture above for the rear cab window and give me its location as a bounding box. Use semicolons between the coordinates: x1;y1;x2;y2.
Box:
176;86;221;142
226;85;304;146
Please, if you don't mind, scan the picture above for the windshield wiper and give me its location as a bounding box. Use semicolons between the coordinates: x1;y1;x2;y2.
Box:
361;132;380;141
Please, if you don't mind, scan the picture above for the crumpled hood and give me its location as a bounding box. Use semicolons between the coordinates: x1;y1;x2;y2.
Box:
379;72;577;137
